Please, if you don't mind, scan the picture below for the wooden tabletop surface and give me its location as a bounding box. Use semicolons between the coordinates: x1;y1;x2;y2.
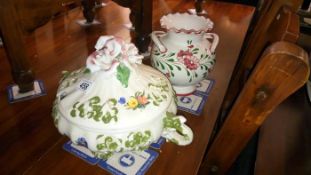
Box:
0;1;254;174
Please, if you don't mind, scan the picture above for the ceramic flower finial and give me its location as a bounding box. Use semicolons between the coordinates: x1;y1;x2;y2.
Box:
86;36;143;73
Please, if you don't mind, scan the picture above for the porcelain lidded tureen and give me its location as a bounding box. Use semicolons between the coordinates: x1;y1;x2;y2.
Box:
151;13;219;95
52;36;193;159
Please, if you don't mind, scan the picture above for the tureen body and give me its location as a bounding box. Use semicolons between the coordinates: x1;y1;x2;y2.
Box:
150;13;219;95
52;36;193;159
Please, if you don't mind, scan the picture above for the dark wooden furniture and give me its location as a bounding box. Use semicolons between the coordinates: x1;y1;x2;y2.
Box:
0;0;151;94
222;0;304;109
198;1;311;173
113;0;152;54
0;1;255;174
199;41;310;174
255;86;311;174
0;0;96;93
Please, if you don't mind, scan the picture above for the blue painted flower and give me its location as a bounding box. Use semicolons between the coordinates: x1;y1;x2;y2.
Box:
118;97;126;104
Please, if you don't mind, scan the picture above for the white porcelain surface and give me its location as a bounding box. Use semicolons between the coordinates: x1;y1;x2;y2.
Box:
151;13;219;95
52;36;193;159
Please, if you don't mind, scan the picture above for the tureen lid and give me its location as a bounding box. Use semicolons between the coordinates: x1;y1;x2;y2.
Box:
55;36;175;131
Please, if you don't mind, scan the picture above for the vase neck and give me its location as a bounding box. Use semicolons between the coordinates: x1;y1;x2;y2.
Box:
167;31;203;42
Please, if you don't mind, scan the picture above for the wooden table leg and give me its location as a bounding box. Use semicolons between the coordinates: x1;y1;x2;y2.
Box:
195;0;203;13
81;0;95;23
129;0;152;53
112;0;152;53
0;2;35;93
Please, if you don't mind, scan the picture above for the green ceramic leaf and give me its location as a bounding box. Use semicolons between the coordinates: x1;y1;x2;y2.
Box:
168;53;175;57
97;144;105;150
61;71;70;80
109;98;117;105
167;63;174;70
109;143;118;150
160;62;165;70
83;68;91;74
117;63;130;88
70;110;76;117
171;72;175;77
156;61;159;67
187;70;190;76
96;135;104;139
78;104;85;117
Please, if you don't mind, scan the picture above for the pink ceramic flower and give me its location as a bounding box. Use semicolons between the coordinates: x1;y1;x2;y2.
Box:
184;57;199;70
86;36;143;72
137;96;149;105
177;50;192;58
177;50;199;70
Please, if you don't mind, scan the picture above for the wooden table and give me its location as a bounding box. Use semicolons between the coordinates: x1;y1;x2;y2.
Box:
0;1;254;174
0;0;151;93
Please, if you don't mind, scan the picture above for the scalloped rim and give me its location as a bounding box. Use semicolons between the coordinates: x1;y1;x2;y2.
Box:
160;13;214;34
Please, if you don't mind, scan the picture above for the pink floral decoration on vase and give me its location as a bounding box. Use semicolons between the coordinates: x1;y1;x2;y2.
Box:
177;50;200;70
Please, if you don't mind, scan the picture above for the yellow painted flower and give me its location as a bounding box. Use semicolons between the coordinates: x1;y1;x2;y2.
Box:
127;97;138;109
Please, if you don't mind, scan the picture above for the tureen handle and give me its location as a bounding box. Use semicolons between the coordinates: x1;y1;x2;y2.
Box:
204;33;219;53
162;115;193;146
151;31;167;53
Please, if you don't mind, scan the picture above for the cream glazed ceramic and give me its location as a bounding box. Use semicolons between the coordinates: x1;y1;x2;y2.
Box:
151;13;219;95
52;36;193;159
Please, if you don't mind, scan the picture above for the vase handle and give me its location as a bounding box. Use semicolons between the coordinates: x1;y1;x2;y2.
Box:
162;113;193;146
151;31;167;53
204;33;219;53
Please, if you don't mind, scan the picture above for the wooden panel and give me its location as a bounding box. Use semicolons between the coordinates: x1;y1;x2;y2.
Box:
222;1;303;112
0;1;255;174
200;41;310;174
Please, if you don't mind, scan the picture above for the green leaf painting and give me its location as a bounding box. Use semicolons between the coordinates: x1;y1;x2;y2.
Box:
117;63;130;88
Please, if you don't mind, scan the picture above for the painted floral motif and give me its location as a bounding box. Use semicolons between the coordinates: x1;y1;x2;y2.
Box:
162;112;191;144
116;77;169;110
177;49;199;70
96;135;122;151
127;97;139;108
70;96;119;124
52;100;60;127
95;130;152;159
163;112;184;134
59;67;90;89
152;39;215;83
125;92;149;109
67;77;170;123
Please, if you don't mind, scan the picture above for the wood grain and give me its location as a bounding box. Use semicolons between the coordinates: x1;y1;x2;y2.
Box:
200;41;310;174
0;1;254;174
222;1;303;112
0;0;150;93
